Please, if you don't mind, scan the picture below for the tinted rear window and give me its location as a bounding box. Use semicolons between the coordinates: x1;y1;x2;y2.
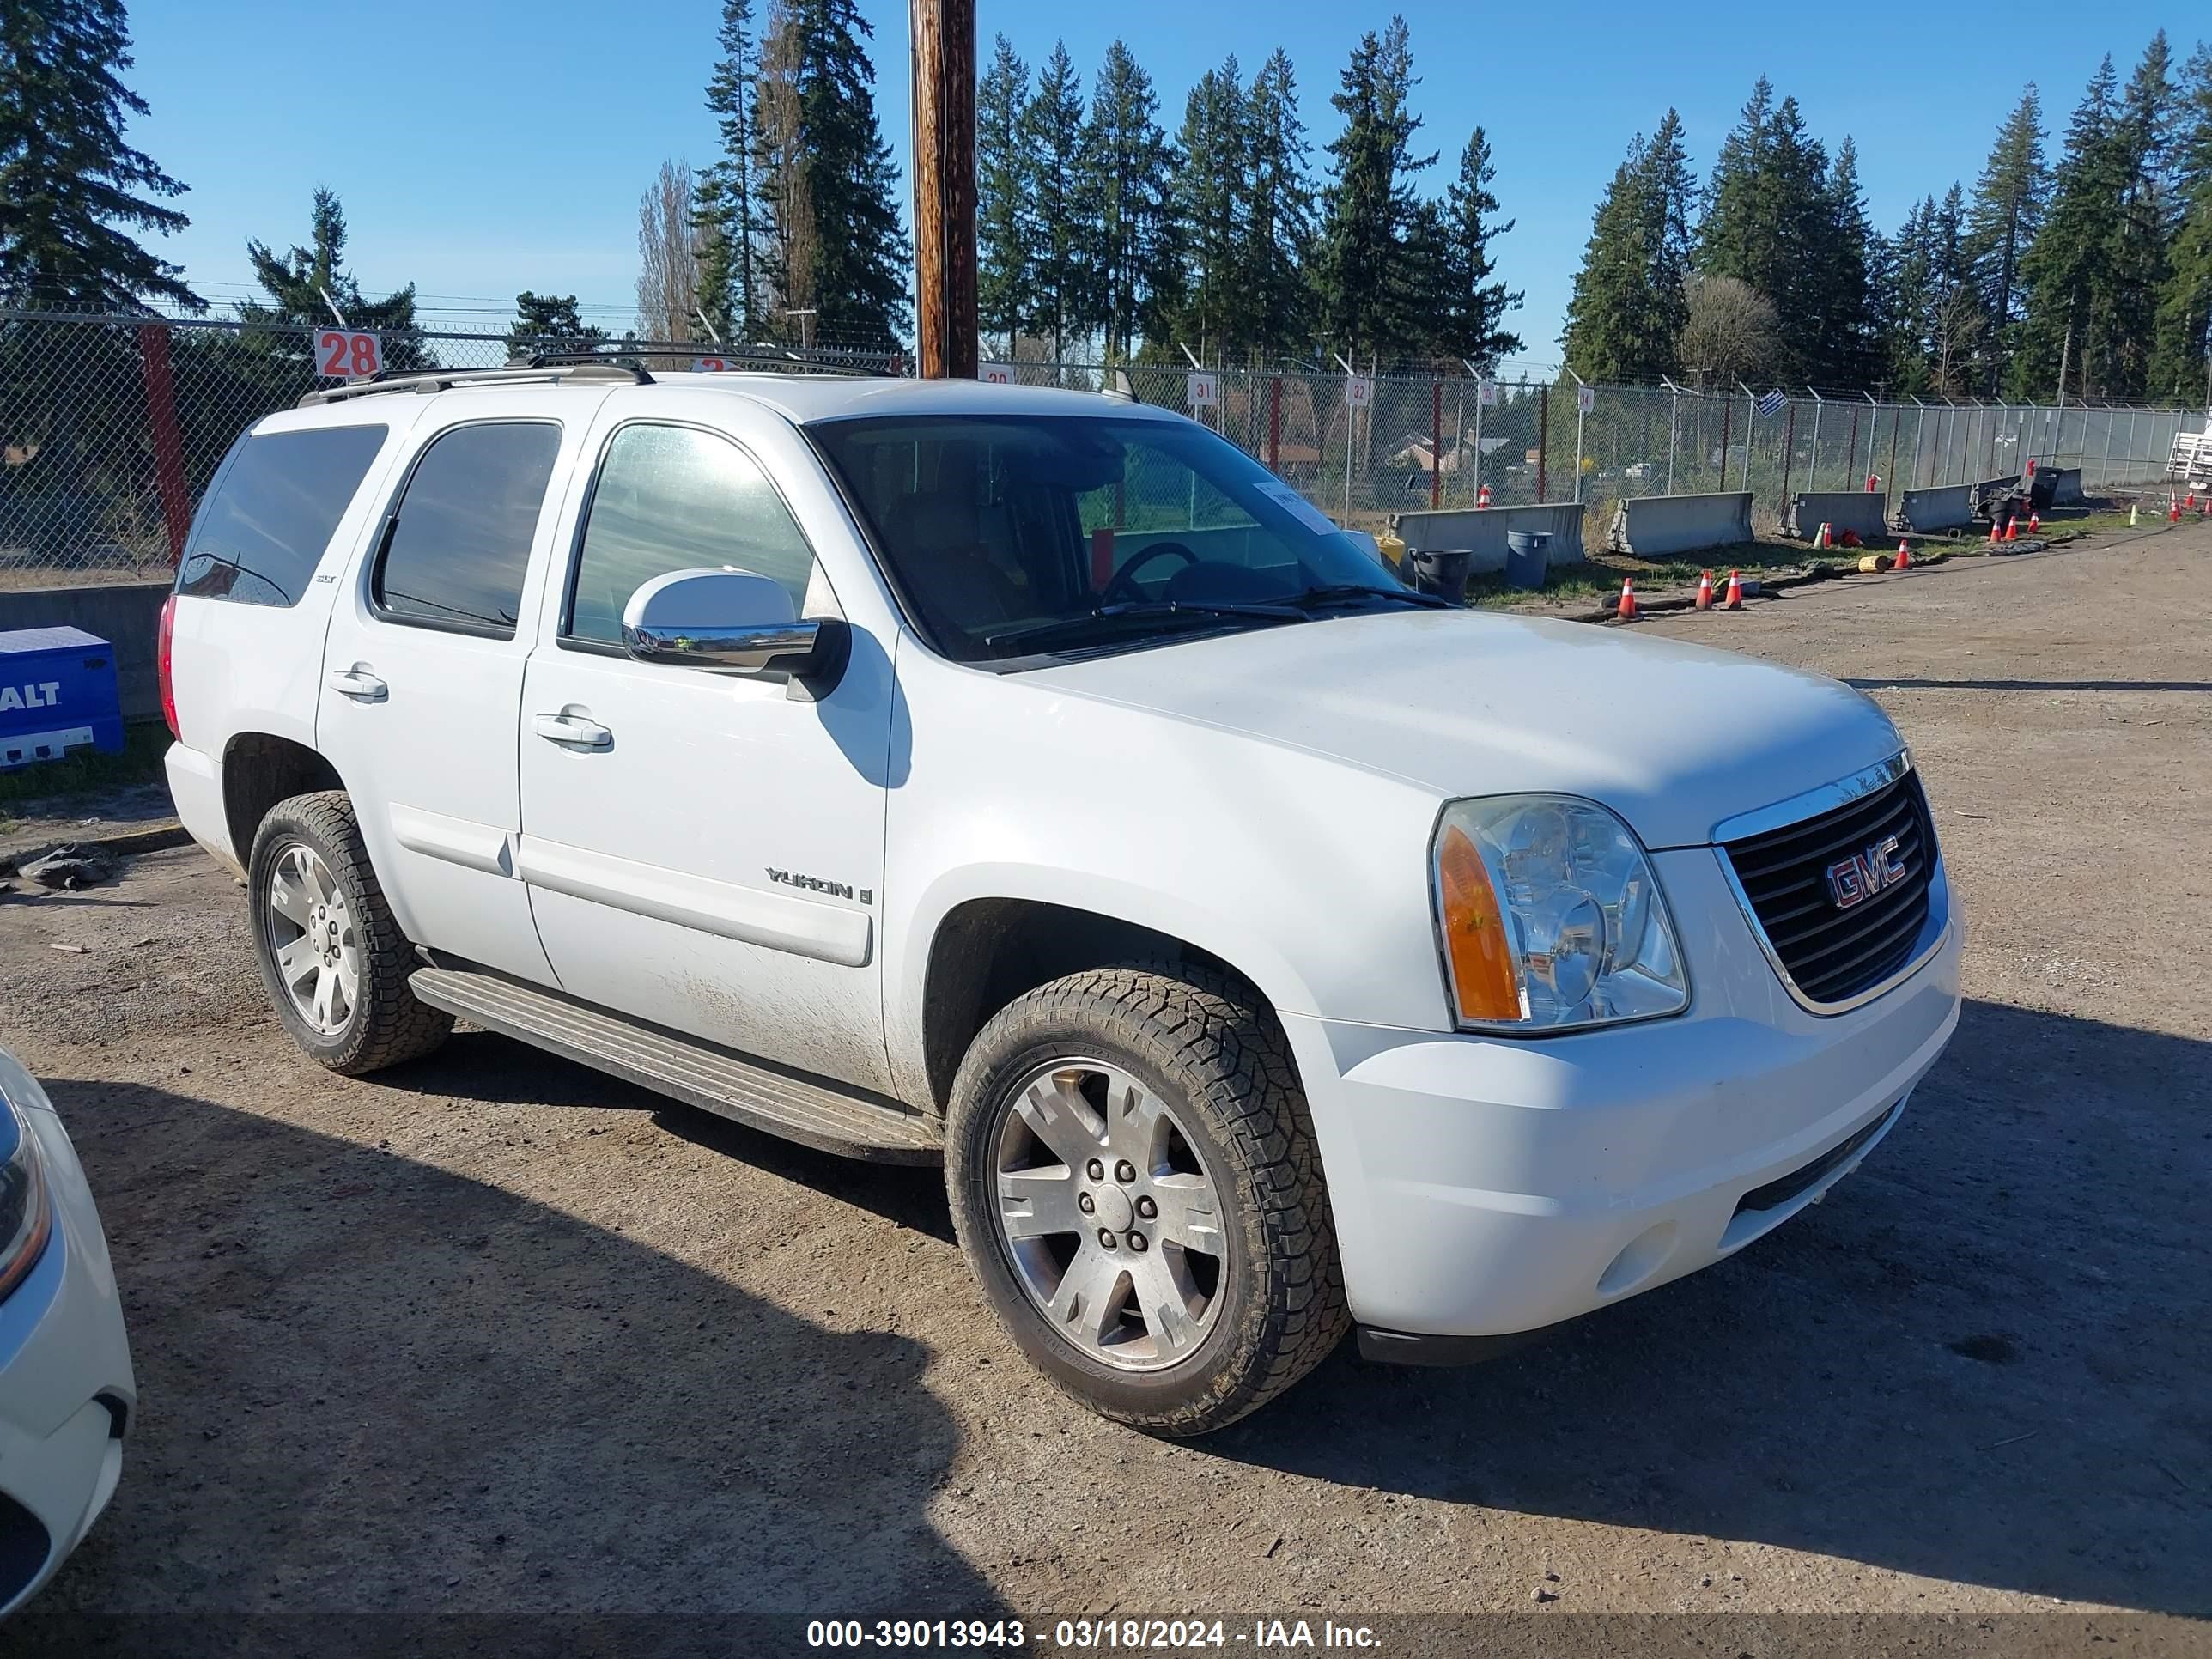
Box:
372;422;561;638
177;425;388;606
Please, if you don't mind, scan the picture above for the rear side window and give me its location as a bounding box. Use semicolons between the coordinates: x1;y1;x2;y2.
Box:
372;422;562;638
178;425;387;606
564;423;817;646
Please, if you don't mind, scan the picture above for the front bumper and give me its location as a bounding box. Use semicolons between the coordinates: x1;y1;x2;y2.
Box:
0;1066;136;1615
1281;846;1963;1341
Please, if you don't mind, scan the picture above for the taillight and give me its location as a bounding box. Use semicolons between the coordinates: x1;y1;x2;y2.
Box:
157;594;179;739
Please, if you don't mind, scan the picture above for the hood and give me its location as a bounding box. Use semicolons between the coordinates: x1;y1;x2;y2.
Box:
1029;608;1901;849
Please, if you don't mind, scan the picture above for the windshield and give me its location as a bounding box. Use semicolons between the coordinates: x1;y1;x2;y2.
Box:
809;413;1416;664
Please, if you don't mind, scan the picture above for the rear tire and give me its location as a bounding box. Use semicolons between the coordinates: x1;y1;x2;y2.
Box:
247;792;452;1076
945;964;1347;1437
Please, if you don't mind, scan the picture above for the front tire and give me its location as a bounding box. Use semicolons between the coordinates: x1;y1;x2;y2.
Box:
247;792;452;1076
945;965;1348;1436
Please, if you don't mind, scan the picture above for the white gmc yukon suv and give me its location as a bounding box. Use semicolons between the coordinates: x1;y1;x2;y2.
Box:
161;363;1960;1435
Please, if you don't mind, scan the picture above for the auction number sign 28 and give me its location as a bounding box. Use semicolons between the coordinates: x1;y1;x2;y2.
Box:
316;330;383;380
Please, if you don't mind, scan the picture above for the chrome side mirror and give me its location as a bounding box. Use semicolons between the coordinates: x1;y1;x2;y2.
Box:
621;567;844;680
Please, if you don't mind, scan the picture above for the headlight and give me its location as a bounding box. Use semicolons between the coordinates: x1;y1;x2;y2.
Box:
1431;794;1689;1032
0;1091;53;1300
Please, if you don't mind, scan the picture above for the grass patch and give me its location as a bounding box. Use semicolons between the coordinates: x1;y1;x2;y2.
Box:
1465;538;1858;609
0;722;171;823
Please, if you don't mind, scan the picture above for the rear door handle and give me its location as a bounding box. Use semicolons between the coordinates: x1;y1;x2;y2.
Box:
326;668;387;702
532;712;611;750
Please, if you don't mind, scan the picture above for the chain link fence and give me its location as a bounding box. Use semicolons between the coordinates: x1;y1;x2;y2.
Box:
3;306;2199;588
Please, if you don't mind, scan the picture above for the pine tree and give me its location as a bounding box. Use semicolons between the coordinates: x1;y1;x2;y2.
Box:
1563;141;1661;382
1963;87;2047;392
1641;111;1698;362
2150;43;2212;400
1427;126;1522;368
1882;197;1937;392
1311;15;1433;362
0;0;198;310
1697;77;1777;295
2014;57;2124;398
1815;136;1880;386
1698;82;1840;380
751;0;808;333
2106;33;2178;396
239;190;428;370
1021;41;1095;358
507;293;607;358
1173;56;1249;357
783;0;908;349
1564;113;1701;383
693;0;763;341
976;33;1032;348
1079;41;1177;363
1239;49;1316;361
1699;85;1833;381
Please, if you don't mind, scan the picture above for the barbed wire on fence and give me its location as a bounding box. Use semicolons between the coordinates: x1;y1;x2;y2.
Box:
2;307;2199;587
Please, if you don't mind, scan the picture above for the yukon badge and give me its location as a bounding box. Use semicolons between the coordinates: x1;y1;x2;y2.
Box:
766;867;872;905
1825;834;1905;911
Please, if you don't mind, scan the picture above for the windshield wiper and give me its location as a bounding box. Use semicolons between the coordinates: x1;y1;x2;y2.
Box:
983;599;1308;653
1283;582;1451;611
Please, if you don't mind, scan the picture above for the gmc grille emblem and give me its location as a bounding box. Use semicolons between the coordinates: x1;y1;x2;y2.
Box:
1825;834;1906;910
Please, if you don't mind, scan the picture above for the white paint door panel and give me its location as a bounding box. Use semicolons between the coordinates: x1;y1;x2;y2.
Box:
318;392;607;983
517;408;896;1094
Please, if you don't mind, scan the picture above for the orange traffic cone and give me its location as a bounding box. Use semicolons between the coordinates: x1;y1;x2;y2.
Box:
1817;521;1832;549
2172;496;2184;522
2004;517;2019;542
2028;511;2040;532
1895;538;1912;571
1694;569;1714;610
1617;577;1638;622
1989;518;2003;544
1722;569;1744;611
2190;492;2199;510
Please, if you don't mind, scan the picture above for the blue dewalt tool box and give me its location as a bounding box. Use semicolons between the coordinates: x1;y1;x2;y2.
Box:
0;626;126;771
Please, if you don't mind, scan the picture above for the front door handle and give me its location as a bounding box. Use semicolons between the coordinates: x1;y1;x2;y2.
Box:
326;667;388;702
532;712;611;750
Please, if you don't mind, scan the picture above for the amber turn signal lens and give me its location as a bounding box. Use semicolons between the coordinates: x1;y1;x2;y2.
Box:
1437;824;1521;1022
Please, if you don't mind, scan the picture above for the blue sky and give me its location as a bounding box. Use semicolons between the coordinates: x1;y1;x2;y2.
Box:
129;0;2190;367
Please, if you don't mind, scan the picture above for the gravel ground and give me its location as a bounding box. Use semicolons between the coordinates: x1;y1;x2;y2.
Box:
3;522;2208;1656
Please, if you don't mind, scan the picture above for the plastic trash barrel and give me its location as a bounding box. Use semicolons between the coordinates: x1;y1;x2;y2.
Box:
1504;530;1551;590
1406;546;1474;603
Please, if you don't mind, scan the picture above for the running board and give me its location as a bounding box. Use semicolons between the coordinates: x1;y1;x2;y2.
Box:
408;965;940;1164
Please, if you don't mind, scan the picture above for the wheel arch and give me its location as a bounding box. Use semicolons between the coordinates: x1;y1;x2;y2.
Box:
913;892;1304;1117
222;732;347;868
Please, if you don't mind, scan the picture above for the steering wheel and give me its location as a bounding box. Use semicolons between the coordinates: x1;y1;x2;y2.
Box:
1100;541;1198;604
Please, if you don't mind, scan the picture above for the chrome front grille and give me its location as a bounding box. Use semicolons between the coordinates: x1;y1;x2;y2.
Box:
1719;764;1944;1012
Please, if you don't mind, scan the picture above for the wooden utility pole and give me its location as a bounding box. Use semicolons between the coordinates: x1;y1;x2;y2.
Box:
910;0;977;379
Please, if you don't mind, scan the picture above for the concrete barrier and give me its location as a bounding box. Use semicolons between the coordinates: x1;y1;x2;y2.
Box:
1389;502;1587;576
1606;492;1753;559
1784;490;1889;544
2048;467;2085;507
1893;484;1976;534
0;580;169;721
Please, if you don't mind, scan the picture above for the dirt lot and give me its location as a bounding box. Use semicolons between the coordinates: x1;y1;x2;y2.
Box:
3;522;2209;1655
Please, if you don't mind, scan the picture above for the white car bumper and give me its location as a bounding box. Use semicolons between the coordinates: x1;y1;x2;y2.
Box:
1283;847;1964;1348
0;1057;135;1615
164;739;240;875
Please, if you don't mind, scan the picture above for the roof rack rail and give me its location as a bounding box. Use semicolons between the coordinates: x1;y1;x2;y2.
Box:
297;361;652;407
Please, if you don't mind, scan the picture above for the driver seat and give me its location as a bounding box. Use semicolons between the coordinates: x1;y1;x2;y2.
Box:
890;493;1024;632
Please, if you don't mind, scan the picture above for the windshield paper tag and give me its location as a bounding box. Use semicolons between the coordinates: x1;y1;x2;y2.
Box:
1255;480;1343;538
